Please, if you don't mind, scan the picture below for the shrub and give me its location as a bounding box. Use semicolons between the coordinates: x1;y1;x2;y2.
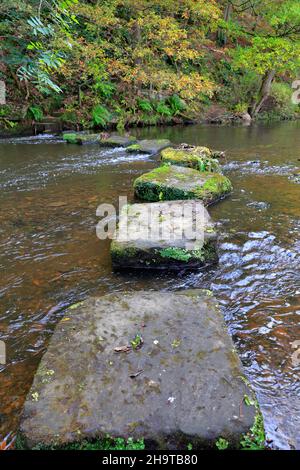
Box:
269;81;299;119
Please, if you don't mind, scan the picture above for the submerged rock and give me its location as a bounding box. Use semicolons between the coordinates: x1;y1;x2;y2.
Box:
111;200;217;270
126;139;171;154
63;132;101;144
134;165;233;205
161;146;220;172
19;290;256;449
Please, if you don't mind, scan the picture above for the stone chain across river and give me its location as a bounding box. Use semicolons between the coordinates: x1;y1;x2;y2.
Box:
17;135;258;450
108;140;233;271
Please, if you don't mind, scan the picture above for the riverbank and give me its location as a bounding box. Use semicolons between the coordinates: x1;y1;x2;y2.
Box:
1;103;299;140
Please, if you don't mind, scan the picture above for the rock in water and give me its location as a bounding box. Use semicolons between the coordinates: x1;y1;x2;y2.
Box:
98;134;137;147
19;291;256;449
62;133;137;147
134;165;232;205
110;200;218;270
160;146;220;172
126;139;171;154
63;132;101;144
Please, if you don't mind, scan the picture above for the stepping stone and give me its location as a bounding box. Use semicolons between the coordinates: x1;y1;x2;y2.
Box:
63;132;100;144
62;132;136;147
98;134;137;147
19;290;257;449
126;139;171;154
110;200;217;270
161;146;221;172
134;165;232;205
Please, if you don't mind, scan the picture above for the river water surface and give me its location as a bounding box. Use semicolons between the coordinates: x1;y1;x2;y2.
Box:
0;122;299;449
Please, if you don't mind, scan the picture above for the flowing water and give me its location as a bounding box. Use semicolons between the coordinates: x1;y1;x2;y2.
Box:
0;122;299;449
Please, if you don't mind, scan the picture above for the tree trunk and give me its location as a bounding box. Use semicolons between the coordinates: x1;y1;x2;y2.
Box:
216;2;232;47
250;70;276;118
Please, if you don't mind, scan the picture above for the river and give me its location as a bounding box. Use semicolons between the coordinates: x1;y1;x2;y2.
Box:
0;122;299;449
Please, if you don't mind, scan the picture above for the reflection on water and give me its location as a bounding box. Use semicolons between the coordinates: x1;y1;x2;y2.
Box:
0;122;299;449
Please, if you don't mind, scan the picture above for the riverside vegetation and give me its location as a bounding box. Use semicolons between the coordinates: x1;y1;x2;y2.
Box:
1;0;300;134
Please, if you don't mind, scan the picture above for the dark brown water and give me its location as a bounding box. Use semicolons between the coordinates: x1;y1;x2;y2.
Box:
0;122;299;449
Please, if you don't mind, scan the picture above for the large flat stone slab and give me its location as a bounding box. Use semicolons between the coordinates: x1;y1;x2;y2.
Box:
134;165;232;205
110;200;218;270
19;291;256;449
126;139;171;154
161;146;221;172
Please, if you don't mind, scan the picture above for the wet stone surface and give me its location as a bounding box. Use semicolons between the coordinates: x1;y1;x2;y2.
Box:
110;200;218;270
19;290;256;449
126;139;171;154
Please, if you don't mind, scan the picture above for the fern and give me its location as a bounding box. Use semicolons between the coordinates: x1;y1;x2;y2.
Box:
156;102;173;116
28;105;44;121
138;99;153;112
91;104;111;127
167;94;186;114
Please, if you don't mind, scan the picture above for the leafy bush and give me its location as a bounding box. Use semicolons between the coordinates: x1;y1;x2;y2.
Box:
214;60;258;111
91;104;111;127
269;81;299;119
94;81;116;99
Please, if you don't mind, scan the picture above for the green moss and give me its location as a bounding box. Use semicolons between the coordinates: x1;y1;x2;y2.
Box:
158;243;217;264
110;240;138;259
134;166;233;204
159;247;192;262
161;147;220;173
126;144;141;153
16;435;145;451
194;174;233;203
63;133;79;144
63;133;100;144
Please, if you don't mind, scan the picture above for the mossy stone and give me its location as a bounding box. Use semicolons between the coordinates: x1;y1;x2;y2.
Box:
110;200;218;270
161;146;220;172
134;165;233;205
63;133;100;144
